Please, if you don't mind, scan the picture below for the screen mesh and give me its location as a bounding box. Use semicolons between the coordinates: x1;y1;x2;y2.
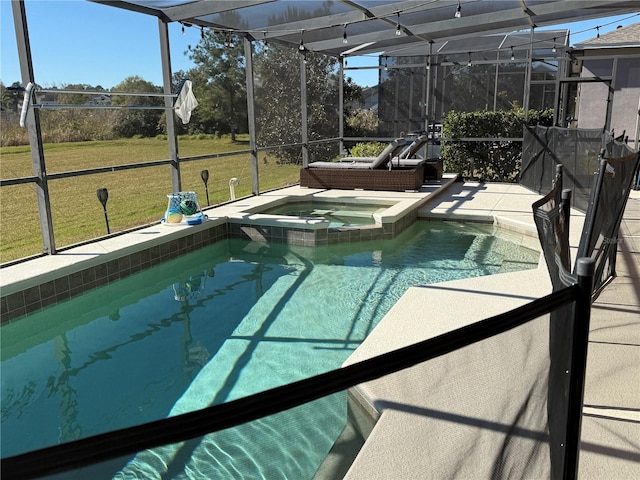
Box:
531;176;577;480
532;173;573;290
577;151;640;294
521;126;605;212
522;125;639;295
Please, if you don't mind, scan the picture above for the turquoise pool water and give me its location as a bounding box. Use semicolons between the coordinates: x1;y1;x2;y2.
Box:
0;220;540;478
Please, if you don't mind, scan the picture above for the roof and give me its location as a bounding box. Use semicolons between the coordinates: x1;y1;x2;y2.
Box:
574;21;640;48
91;1;640;57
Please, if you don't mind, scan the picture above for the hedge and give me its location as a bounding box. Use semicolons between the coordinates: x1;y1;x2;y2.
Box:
442;109;553;182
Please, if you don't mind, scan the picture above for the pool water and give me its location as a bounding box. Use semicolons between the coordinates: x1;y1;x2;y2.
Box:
258;201;388;227
0;220;540;478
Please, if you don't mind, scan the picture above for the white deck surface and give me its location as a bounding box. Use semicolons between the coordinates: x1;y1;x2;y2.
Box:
339;182;639;480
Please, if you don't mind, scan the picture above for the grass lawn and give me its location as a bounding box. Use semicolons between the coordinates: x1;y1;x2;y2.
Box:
0;136;300;263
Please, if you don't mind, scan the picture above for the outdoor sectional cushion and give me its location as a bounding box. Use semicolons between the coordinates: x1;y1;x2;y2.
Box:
306;161;383;169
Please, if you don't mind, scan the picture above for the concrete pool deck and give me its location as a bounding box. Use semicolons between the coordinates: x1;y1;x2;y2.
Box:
1;179;637;478
337;182;639;479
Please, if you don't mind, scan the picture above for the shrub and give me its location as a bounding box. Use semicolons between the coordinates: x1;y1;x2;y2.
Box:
347;141;386;158
442;109;553;182
346;109;378;137
0;113;27;146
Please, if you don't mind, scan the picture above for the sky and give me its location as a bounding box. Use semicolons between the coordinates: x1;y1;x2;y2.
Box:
1;0;639;90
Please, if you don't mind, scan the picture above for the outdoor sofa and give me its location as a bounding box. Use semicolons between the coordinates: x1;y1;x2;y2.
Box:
310;137;406;169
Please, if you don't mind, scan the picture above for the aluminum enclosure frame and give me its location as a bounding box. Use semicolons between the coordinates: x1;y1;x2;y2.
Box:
10;0;640;256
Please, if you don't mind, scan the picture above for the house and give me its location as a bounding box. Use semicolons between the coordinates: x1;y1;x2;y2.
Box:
88;94;112;106
572;22;640;148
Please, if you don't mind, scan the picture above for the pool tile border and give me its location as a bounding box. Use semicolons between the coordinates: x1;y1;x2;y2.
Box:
0;210;421;324
2;176;461;325
0;223;229;324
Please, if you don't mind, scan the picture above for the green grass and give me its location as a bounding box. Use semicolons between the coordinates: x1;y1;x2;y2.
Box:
0;136;300;263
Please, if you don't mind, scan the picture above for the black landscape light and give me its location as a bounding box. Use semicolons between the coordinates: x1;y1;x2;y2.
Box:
201;169;210;205
97;188;110;234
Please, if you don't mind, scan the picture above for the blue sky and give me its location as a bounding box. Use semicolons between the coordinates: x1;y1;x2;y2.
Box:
1;0;638;89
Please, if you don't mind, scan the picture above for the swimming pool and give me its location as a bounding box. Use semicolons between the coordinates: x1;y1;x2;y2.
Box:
1;220;540;478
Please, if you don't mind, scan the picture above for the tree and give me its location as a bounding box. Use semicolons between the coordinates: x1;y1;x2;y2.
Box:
254;45;360;164
185;8;363;160
254;44;303;159
1;81;21;113
56;83;98;105
187;31;248;140
346;108;378;137
111;76;164;138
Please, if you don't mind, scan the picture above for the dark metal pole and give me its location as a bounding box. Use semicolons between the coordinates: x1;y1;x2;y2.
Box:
562;188;572;239
299;46;309;168
555;163;563;188
244;36;260;194
576;155;607;260
563;257;595;480
97;188;110;234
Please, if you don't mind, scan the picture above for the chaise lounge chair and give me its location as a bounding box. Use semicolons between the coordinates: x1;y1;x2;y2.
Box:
300;137;426;192
308;138;406;170
339;134;429;167
339;134;443;181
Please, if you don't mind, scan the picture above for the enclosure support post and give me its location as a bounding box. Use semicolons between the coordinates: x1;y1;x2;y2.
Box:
425;42;433;127
158;18;181;193
604;58;617;133
394;69;400;136
300;54;309;167
339;56;345;157
439;62;446;123
408;71;414;133
12;0;56;254
552;36;568;126
493;48;500;112
563;257;595;480
420;63;426;131
244;37;259;195
635;95;640;152
523;27;535;122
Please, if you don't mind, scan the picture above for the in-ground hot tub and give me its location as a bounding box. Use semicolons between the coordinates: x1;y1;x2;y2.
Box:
256;199;390;227
227;195;425;246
